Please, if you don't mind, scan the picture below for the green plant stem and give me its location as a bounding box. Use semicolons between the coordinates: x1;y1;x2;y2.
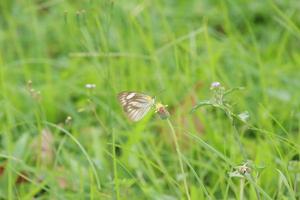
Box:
223;107;261;200
112;129;120;200
166;119;191;200
240;178;244;200
222;106;248;160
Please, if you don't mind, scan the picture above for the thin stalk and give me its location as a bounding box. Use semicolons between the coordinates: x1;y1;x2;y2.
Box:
112;129;120;200
222;106;248;160
166;119;190;200
240;178;244;200
223;107;261;200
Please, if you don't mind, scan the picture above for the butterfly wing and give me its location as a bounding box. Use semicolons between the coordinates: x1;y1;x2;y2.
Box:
118;92;155;121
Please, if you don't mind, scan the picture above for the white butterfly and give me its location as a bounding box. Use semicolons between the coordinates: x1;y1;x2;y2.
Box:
118;92;155;121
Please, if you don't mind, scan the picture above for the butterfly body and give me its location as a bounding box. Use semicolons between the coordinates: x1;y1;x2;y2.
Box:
118;92;155;121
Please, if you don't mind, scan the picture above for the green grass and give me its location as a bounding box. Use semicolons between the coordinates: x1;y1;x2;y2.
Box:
0;0;300;199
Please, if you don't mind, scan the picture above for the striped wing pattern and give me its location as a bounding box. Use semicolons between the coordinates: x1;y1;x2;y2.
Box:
118;92;155;121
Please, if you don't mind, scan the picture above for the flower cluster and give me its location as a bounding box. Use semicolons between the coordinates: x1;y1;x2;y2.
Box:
155;103;170;120
210;82;226;106
229;161;252;178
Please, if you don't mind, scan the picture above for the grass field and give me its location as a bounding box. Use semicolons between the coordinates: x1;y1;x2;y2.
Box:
1;0;300;199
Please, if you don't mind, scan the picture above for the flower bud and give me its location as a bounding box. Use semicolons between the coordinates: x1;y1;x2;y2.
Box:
210;81;221;90
155;103;170;120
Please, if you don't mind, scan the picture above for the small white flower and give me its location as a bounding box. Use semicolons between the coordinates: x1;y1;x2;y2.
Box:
210;82;221;89
85;83;96;89
238;111;250;122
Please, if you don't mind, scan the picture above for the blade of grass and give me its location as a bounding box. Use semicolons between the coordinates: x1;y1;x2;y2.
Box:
45;121;101;190
166;119;191;200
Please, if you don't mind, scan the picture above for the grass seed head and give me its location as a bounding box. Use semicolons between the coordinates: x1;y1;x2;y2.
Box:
65;116;72;125
26;80;41;101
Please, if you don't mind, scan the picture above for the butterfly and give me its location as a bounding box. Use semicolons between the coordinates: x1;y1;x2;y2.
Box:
118;92;155;121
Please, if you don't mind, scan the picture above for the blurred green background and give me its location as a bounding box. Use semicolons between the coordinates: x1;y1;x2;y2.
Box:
0;0;300;199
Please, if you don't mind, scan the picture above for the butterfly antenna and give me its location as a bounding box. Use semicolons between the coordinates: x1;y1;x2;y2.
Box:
156;88;166;97
152;88;165;102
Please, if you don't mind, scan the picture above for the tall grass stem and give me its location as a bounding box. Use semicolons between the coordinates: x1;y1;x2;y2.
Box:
166;119;191;200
